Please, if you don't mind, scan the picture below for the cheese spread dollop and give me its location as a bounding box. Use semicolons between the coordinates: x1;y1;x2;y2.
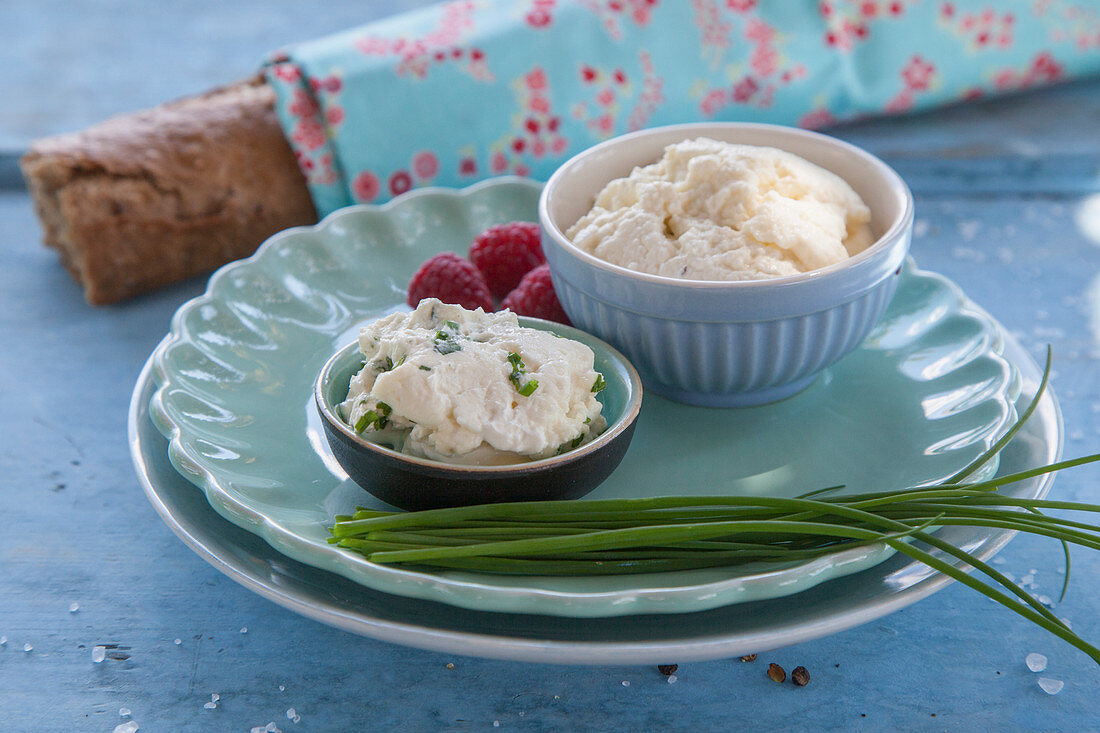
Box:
339;299;607;465
566;138;875;280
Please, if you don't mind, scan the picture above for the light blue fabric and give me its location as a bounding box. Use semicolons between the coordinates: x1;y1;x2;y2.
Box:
264;0;1100;216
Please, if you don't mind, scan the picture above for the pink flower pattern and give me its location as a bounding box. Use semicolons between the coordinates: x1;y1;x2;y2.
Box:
988;51;1065;90
389;170;414;196
525;0;557;28
798;108;838;129
266;0;1097;210
488;65;569;175
1035;0;1100;50
354;2;493;82
579;0;658;41
820;0;914;51
413;151;440;181
572;61;634;139
625;52;665;132
884;55;939;112
938;3;1016;51
691;0;733;69
692;5;806;116
352;171;382;202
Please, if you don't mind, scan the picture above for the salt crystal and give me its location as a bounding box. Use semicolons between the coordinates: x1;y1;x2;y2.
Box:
69;602;79;613
279;685;285;692
265;723;282;733
23;643;33;653
667;675;678;684
252;728;267;733
203;702;217;710
1038;677;1064;695
0;636;6;645
113;722;139;733
992;557;1006;565
1030;568;1039;574
174;639;182;645
240;627;248;634
119;707;131;717
1021;574;1034;585
1061;617;1073;630
957;221;982;241
1032;326;1064;339
1026;653;1048;672
914;219;930;237
621;680;630;687
952;246;984;262
493;722;500;728
211;694;220;702
287;708;296;719
1039;595;1053;607
92;645;106;663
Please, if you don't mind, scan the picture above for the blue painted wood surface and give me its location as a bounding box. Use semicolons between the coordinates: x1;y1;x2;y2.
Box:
2;3;1100;730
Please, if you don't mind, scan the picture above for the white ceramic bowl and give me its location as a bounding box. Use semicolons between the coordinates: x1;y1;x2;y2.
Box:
539;122;914;407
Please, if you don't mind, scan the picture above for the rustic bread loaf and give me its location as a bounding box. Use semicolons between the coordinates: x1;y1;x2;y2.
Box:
20;75;317;305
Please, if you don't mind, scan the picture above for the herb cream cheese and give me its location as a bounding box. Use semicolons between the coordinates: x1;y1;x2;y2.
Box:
567;137;874;280
340;299;607;465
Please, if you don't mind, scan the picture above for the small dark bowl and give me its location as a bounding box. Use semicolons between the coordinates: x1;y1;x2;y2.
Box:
314;317;643;511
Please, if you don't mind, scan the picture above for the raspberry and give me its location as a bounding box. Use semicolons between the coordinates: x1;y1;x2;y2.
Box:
469;221;545;298
500;264;571;325
407;252;493;311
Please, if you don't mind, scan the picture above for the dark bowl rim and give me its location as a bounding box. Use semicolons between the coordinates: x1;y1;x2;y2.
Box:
538;121;915;291
313;316;644;476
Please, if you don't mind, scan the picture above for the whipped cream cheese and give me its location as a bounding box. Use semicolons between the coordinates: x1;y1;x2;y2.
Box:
339;299;606;465
566;137;875;281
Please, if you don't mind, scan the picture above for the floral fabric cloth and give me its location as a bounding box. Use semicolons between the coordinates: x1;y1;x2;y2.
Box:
265;0;1100;216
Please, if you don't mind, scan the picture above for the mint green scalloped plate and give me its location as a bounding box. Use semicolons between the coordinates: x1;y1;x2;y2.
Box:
148;178;1018;617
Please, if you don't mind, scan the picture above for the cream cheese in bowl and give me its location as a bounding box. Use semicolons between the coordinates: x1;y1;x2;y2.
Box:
339;299;607;465
567;137;875;281
315;300;642;510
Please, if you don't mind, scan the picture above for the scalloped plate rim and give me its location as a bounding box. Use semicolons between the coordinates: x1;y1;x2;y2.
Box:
129;332;1060;663
146;178;1019;617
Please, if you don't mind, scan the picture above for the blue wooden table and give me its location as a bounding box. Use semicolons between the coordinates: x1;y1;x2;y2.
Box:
3;3;1100;730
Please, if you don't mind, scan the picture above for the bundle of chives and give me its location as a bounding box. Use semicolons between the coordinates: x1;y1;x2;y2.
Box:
329;350;1100;664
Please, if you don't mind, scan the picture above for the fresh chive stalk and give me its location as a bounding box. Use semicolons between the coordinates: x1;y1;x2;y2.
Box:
329;348;1100;665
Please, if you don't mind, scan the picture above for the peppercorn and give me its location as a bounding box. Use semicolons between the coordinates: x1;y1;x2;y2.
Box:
740;654;757;662
791;666;810;686
767;663;786;683
657;664;678;676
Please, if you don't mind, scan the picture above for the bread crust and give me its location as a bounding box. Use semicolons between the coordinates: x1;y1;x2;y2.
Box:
20;75;317;305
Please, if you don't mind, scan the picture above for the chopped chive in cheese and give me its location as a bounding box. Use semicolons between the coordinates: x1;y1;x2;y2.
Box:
339;299;606;464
